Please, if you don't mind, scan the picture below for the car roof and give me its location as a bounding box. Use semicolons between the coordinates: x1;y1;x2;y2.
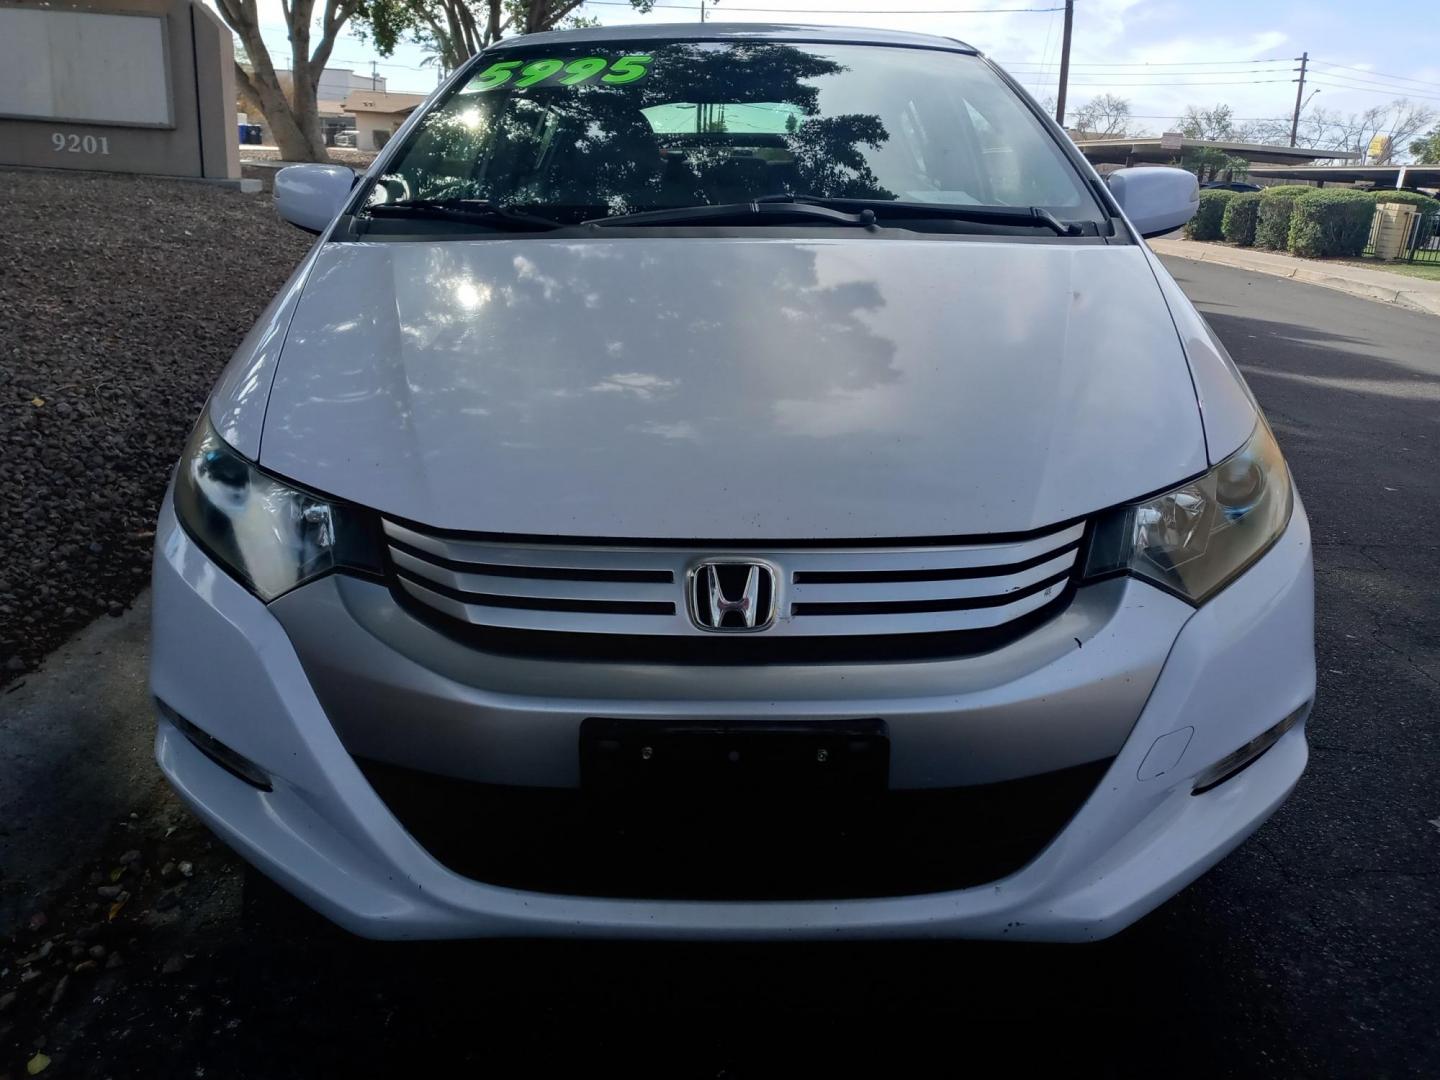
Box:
488;22;978;55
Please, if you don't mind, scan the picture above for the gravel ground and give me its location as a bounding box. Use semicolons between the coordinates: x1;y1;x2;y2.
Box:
0;169;312;686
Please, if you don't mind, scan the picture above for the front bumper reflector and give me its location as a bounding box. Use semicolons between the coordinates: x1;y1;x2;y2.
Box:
1191;704;1307;796
156;699;272;792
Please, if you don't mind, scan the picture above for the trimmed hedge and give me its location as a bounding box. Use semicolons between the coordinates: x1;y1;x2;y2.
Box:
1259;184;1316;198
1254;185;1312;250
1220;191;1261;246
1287;189;1376;258
1185;188;1235;241
1365;189;1440;219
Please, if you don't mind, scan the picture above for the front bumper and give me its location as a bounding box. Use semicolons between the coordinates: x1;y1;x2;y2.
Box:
150;492;1314;941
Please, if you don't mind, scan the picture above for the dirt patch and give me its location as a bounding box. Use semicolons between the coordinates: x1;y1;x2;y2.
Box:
239;148;379;192
239;147;379;169
0;169;311;686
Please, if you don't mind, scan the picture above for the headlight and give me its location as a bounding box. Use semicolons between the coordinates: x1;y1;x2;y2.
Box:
1084;422;1292;604
173;416;382;601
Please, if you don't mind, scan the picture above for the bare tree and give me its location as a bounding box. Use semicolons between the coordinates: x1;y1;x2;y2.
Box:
1353;100;1435;163
216;0;364;162
1282;99;1436;163
1069;94;1136;138
1177;103;1246;141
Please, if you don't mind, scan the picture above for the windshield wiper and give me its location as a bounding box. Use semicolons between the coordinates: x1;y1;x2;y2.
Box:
583;200;880;230
583;197;1082;235
756;194;1083;236
366;198;563;231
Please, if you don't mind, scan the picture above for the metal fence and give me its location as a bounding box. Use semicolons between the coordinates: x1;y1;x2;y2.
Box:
1412;212;1440;264
1364;206;1440;263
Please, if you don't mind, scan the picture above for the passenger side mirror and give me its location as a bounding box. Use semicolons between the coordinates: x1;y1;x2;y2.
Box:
1107;167;1199;239
274;165;356;235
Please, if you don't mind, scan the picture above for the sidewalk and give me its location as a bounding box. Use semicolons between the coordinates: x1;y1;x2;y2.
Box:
1149;237;1440;318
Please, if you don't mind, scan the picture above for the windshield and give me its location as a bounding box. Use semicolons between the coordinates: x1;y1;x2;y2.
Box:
366;40;1105;229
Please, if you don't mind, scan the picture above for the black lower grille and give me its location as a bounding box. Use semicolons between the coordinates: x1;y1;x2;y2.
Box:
359;757;1111;901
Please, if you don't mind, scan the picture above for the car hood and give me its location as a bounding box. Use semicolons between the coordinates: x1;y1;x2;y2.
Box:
253;237;1205;539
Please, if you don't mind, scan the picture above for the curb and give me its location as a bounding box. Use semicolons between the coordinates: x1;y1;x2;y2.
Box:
1151;241;1440;318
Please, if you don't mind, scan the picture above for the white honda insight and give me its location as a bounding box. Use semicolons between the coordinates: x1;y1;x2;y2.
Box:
150;23;1314;940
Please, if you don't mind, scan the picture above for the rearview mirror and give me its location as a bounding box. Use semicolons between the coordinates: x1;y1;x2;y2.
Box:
1107;167;1199;239
274;164;356;234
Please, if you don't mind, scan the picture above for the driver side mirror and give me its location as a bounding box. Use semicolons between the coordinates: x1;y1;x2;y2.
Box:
274;165;356;234
1107;167;1199;239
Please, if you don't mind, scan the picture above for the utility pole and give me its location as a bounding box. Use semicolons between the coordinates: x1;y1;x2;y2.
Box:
371;60;378;90
1054;0;1074;127
1289;52;1308;147
700;0;706;22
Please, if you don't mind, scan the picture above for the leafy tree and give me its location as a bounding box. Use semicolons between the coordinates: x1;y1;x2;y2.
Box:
357;0;654;74
1175;103;1250;182
1180;146;1251;183
1413;124;1440;164
216;0;365;163
220;0;655;162
1069;94;1136;138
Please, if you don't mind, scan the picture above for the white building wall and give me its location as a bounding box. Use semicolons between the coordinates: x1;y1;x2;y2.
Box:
277;67;386;102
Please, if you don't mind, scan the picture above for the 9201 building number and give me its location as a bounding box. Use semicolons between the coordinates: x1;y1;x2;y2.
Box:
52;133;111;155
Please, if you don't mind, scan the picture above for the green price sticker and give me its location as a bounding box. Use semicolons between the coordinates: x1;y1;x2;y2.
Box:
468;54;653;92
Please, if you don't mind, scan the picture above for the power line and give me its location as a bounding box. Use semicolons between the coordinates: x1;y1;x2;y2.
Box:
330;57;433;70
1306;69;1440;94
1008;66;1290;74
1308;76;1440;103
1309;60;1440;90
1023;8;1058;100
1068;57;1290;66
582;0;1065;9
1123;114;1294;121
1052;78;1299;86
1006;61;1289;70
1008;67;1291;77
1004;58;1290;68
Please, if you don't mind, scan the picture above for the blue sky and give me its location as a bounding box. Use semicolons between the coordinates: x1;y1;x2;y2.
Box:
246;0;1440;136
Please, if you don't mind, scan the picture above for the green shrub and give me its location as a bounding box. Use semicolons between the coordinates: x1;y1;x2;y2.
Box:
1220;192;1261;246
1254;185;1312;250
1286;189;1376;258
1185;188;1235;241
1364;189;1440;219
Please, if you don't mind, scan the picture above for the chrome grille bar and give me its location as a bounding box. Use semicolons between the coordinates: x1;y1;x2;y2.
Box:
383;519;1083;639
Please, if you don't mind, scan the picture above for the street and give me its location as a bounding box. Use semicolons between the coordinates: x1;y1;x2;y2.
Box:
1;257;1437;1078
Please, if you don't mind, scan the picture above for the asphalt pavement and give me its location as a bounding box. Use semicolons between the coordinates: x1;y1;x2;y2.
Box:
0;258;1436;1078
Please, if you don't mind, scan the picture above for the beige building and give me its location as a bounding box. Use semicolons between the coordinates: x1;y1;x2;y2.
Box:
344;90;428;151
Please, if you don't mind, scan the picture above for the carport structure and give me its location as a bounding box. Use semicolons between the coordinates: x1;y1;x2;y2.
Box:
1245;163;1440;191
1074;136;1359;170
